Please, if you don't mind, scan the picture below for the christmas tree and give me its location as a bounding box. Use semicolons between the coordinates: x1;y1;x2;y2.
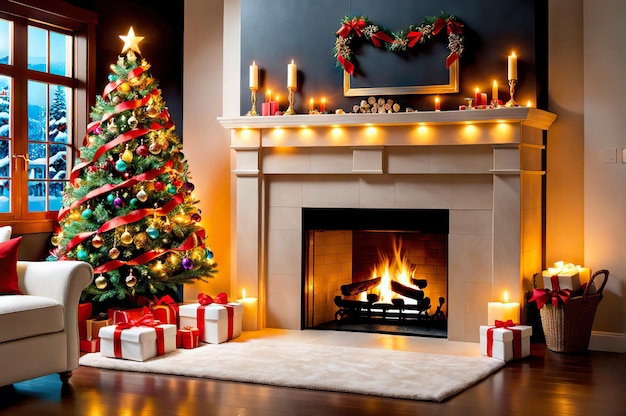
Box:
49;27;217;306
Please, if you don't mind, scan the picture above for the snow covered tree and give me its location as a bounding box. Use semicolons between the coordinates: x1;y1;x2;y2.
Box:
49;27;217;306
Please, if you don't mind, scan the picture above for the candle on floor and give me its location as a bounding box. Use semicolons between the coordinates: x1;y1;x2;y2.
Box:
487;291;520;324
237;289;258;331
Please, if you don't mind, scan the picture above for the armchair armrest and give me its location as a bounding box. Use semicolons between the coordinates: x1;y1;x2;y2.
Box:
16;261;93;369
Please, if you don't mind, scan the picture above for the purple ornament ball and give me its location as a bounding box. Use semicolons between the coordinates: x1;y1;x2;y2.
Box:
182;257;193;270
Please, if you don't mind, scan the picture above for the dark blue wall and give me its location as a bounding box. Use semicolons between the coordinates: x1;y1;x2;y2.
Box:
241;0;544;114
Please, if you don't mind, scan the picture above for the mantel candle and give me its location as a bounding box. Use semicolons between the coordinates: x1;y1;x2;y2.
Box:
487;291;520;324
287;59;297;89
265;89;271;103
249;61;258;89
435;96;441;111
492;80;498;102
320;97;326;113
508;52;518;80
237;289;258;331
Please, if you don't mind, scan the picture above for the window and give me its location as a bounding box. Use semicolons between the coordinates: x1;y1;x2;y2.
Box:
0;1;96;234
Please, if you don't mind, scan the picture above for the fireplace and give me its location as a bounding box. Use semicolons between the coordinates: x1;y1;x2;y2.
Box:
218;108;556;342
303;208;449;337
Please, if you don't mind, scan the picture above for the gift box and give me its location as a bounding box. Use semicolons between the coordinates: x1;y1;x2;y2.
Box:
100;319;177;361
179;293;242;344
176;326;200;349
542;268;581;292
80;338;100;353
78;303;92;340
109;306;149;324
86;316;112;340
480;321;532;362
151;295;179;325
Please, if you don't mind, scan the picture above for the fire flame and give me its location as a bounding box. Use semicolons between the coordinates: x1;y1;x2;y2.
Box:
360;237;417;303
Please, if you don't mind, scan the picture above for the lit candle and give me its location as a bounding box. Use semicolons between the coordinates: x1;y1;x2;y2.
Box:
320;97;326;113
492;80;498;102
287;59;297;89
474;87;481;107
265;89;271;103
270;95;279;115
487;291;520;324
526;100;532;108
237;289;258;331
508;52;517;80
309;98;314;112
249;61;259;89
434;96;440;111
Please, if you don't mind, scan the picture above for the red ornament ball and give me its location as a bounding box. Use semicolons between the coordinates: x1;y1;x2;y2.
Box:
136;144;148;157
154;181;165;191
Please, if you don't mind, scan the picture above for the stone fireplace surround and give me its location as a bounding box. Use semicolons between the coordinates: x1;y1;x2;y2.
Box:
219;108;556;342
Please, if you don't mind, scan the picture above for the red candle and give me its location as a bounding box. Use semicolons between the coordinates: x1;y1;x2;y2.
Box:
480;93;487;107
320;97;326;113
265;89;271;103
434;96;441;111
474;88;481;107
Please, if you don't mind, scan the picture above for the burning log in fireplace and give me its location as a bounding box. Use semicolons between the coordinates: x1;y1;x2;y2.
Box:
333;277;444;326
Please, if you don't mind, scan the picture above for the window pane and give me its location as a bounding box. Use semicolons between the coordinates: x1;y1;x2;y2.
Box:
28;26;48;72
49;85;70;143
28;81;47;141
49;181;63;211
0;139;11;213
0;19;11;65
28;180;46;212
49;144;68;181
0;75;10;138
28;142;47;179
50;31;71;77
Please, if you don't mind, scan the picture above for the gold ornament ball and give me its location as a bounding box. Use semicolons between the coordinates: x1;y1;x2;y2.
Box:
95;275;108;290
148;142;161;155
120;231;133;245
127;115;138;129
145;105;159;118
108;246;120;259
125;273;137;288
51;235;61;246
136;189;148;202
92;234;104;248
122;148;134;163
162;222;173;233
119;82;131;93
134;232;149;249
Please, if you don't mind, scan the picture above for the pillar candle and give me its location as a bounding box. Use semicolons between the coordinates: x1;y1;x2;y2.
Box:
434;96;440;111
249;61;258;89
237;290;258;331
309;98;314;112
487;291;520;324
320;97;326;113
261;102;271;116
508;52;517;80
480;93;488;107
474;88;481;107
265;89;271;103
287;59;297;89
492;80;498;102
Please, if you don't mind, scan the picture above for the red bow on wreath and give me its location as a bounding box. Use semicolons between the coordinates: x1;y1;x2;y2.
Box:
407;31;423;48
529;276;574;309
336;16;366;38
432;17;463;36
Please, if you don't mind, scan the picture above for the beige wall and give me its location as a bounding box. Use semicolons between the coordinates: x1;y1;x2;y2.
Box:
184;0;625;350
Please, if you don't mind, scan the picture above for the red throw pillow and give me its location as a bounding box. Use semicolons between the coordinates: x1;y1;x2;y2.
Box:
0;236;22;295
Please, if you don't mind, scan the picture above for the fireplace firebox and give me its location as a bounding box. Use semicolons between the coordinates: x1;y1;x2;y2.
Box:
303;208;449;337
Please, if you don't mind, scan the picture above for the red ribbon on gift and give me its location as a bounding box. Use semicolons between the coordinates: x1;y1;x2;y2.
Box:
486;319;522;360
336;16;366;39
196;292;233;342
113;312;165;358
176;326;200;349
152;294;179;325
529;275;574;309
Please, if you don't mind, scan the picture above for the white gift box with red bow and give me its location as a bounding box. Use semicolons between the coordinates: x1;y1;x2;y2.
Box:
179;294;242;344
480;324;532;362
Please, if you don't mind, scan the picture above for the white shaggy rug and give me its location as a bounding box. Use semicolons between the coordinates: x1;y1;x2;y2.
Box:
79;337;505;402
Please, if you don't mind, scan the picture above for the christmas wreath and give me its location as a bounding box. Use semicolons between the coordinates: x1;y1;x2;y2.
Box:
334;12;464;76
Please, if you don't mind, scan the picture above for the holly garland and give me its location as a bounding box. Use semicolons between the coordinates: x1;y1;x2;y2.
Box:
334;12;464;76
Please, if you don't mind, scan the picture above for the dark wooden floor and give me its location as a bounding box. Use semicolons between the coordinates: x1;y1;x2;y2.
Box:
1;344;624;416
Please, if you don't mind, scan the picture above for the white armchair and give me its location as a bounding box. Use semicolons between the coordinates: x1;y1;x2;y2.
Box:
0;260;93;387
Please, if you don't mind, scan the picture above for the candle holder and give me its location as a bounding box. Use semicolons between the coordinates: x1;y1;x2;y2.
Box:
246;87;258;116
284;87;296;115
505;79;519;107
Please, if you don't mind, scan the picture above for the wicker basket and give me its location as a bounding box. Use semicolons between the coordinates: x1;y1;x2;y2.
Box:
539;269;609;353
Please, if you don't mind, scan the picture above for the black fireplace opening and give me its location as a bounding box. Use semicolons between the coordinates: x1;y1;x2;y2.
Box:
302;208;449;338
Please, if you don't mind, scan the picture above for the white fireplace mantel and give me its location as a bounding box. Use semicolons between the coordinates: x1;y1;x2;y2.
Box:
218;108;556;342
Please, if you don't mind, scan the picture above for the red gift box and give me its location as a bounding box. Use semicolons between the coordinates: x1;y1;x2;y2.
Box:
151;295;179;326
78;303;92;340
176;326;200;349
80;338;100;353
109;306;150;324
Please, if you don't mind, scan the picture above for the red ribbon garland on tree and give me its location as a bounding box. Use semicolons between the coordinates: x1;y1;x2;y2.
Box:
102;65;148;99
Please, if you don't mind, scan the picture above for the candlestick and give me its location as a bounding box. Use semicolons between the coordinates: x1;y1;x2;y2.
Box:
434;96;440;111
287;59;297;89
505;79;519;107
284;86;296;115
246;87;258;116
249;61;258;89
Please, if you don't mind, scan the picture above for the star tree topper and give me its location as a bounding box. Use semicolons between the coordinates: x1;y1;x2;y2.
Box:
119;26;144;55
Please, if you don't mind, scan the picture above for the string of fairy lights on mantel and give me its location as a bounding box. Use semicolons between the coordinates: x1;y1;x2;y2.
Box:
217;107;556;131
